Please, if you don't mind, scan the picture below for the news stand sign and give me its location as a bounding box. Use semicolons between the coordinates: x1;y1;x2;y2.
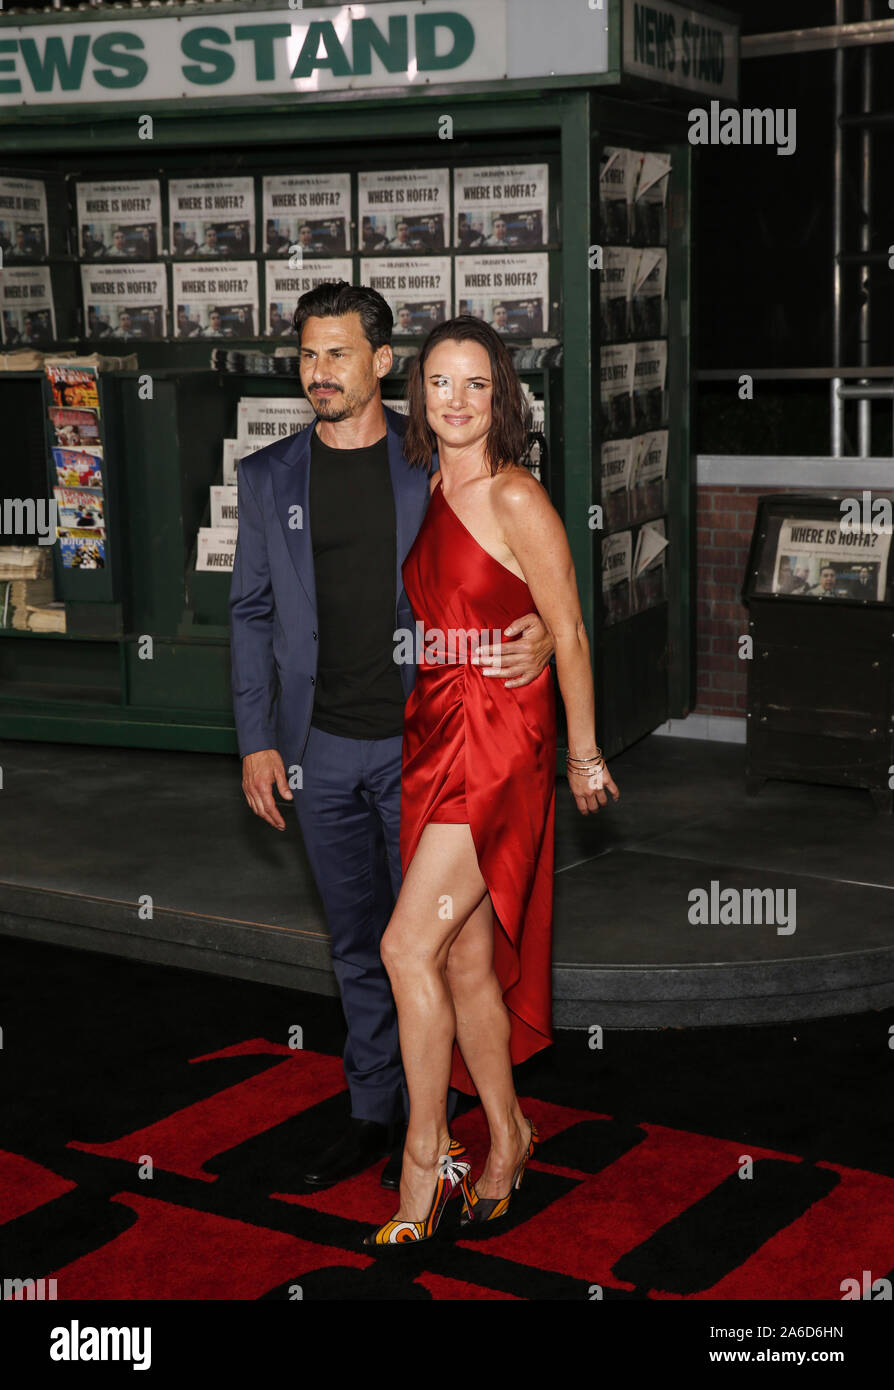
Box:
0;1;737;113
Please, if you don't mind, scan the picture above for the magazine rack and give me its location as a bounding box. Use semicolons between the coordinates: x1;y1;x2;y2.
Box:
742;493;894;810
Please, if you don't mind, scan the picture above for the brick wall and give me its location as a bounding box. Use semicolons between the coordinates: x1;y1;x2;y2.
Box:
695;485;788;718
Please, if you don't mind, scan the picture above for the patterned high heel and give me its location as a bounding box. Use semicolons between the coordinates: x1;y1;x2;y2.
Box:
459;1119;538;1226
363;1138;470;1246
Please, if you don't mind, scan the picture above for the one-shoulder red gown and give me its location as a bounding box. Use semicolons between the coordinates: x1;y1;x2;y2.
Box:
399;474;556;1094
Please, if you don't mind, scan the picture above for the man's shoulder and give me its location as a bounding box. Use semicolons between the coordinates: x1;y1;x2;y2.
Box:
237;429;308;476
383;403;410;438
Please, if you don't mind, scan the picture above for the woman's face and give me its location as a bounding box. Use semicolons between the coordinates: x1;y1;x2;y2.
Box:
424;338;493;454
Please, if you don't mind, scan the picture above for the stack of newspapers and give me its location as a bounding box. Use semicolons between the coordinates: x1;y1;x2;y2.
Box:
0;546;63;631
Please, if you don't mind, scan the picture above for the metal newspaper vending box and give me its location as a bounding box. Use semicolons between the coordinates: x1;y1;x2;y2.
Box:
742;494;894;812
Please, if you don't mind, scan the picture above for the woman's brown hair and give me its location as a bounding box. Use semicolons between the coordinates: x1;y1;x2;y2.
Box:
403;315;533;474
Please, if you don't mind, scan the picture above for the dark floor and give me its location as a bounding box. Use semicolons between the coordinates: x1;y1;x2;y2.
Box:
1;732;893;1025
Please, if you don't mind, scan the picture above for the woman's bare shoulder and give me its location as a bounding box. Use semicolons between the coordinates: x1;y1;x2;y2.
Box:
490;464;549;515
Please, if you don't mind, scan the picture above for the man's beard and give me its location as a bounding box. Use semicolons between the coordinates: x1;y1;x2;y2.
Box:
310;380;374;421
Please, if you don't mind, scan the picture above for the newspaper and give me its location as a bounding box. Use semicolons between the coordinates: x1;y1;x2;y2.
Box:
197;528;237;573
210;485;238;530
360;256;451;332
262;173;352;256
630;429;668;520
264;258;352;337
633;339;667;432
633;520;668;611
601;247;634;342
453;164;549;250
172;262;258;338
602;530;632;625
359;168;449;252
631;249;667;338
599;343;636;439
771;518;891;601
221;438;240;486
169;177;255;256
454;252;548;335
634;152;672;245
81;263;168;340
0;265;55;344
0;177;49;259
235;396;316;453
75;180;162;260
601;438;633;529
599;148;641;244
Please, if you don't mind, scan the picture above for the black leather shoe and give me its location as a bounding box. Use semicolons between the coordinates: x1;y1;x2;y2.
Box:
301;1119;392;1188
380;1128;407;1190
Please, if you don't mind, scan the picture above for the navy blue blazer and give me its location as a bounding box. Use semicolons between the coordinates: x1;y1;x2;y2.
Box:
228;404;436;766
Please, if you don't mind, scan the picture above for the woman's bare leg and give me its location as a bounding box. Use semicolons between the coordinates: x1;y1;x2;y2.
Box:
381;823;530;1219
445;896;531;1197
379;822;488;1221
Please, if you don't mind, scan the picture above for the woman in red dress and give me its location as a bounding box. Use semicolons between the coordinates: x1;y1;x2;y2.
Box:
364;317;619;1246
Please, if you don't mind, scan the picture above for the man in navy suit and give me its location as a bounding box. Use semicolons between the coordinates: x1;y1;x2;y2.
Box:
229;282;553;1188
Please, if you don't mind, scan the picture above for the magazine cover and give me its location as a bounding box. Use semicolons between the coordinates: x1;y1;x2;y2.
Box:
53;486;105;533
58;534;106;569
81;263;168;340
53;447;103;489
46;364;100;414
48;407;101;449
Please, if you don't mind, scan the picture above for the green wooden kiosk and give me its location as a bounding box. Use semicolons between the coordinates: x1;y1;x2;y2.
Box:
0;0;739;757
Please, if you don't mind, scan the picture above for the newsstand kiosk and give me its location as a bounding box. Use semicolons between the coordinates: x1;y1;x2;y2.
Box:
0;0;740;759
743;493;894;812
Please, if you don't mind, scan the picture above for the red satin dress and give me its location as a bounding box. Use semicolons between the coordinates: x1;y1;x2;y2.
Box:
399;474;557;1094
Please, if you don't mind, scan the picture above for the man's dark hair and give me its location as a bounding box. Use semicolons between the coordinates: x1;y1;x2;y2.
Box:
291;280;393;350
404;314;532;475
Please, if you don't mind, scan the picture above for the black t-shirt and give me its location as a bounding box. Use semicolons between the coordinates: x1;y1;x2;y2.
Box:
308;423;407;739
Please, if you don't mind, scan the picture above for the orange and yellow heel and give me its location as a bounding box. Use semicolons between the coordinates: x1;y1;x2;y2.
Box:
363;1138;470;1246
459;1119;538;1226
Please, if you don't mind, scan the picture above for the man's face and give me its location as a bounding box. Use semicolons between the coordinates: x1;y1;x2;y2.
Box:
209;311;221;330
396;223;409;242
821;568;835;590
205;229;217;247
299;311;391;423
15;230;25;247
494;306;508;326
860;567;871;583
113;231;126;250
427;220;437;234
493;220;506;239
119;314;132;332
300;226;313;245
398;309;411;329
